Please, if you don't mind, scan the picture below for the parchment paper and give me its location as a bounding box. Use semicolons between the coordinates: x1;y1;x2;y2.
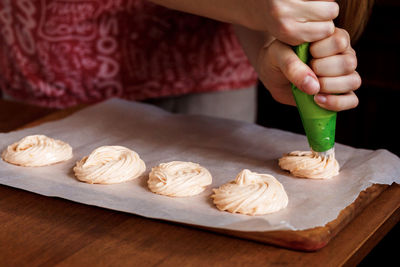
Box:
0;99;399;231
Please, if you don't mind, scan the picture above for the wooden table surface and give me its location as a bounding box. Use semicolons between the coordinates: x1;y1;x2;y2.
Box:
0;99;399;266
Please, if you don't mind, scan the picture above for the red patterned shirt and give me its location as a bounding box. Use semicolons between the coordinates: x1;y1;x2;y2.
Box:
0;0;257;108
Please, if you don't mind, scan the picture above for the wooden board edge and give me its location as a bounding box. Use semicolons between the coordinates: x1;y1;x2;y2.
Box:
198;184;389;251
18;104;86;130
13;105;394;252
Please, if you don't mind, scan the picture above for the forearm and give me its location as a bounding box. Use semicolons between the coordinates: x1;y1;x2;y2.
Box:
148;0;246;26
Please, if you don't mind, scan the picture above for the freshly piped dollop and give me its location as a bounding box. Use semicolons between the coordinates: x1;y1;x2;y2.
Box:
211;169;288;216
279;150;339;179
2;135;72;167
74;146;145;184
148;161;212;197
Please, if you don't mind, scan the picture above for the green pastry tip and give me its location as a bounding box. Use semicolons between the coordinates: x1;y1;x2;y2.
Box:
291;43;336;152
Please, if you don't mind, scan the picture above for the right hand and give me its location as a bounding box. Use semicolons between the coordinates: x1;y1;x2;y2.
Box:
242;0;339;45
257;28;361;112
149;0;339;45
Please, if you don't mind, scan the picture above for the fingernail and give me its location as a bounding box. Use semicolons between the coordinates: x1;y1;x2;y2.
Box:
302;75;320;94
314;94;327;104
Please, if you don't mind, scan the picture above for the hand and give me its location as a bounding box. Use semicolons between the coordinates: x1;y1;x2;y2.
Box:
150;0;338;45
245;0;339;45
257;28;361;111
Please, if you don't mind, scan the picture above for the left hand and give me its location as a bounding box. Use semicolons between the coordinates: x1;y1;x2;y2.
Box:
258;27;361;111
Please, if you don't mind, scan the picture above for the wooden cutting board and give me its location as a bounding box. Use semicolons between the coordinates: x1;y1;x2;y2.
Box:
19;105;391;251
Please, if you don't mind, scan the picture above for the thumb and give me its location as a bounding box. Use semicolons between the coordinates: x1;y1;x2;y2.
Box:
274;42;320;95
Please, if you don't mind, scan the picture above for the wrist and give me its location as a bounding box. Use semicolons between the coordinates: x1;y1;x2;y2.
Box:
233;26;274;70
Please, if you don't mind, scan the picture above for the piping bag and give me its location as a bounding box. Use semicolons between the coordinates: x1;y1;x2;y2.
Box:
291;43;336;157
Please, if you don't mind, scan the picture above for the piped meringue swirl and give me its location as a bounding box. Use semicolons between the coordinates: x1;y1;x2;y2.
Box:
148;161;212;197
73;146;146;184
1;135;72;167
211;169;288;216
278;150;339;179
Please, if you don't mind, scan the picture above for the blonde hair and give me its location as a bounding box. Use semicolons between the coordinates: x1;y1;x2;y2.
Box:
336;0;375;43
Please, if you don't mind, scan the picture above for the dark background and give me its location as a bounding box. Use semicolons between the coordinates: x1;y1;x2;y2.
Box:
257;0;400;157
256;0;399;265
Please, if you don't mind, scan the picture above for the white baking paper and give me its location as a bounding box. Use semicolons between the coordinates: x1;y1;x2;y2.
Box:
0;99;399;231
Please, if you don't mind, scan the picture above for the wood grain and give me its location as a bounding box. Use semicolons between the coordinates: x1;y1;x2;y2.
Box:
0;181;398;266
207;184;389;251
0;100;55;132
0;100;399;266
8;102;395;251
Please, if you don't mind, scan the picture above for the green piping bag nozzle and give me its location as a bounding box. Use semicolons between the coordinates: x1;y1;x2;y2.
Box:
291;43;337;155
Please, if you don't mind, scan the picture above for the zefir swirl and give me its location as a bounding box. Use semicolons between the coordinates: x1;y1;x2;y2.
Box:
148;161;212;197
278;150;339;179
1;135;72;167
73;146;146;184
211;169;288;215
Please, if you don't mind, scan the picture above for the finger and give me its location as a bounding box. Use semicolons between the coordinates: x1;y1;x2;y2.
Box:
296;21;335;43
310;52;357;77
314;91;359;111
273;41;320;95
319;72;362;94
299;1;339;21
310;28;351;58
